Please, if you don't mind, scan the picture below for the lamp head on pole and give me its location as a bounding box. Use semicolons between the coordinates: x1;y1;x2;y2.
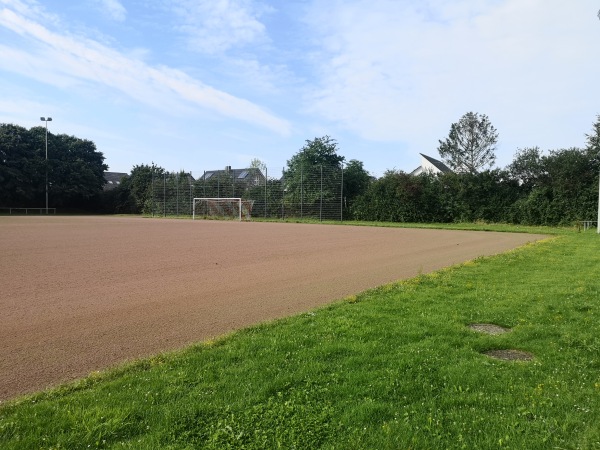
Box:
40;117;52;122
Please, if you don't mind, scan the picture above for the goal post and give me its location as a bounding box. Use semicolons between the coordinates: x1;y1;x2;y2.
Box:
192;198;254;221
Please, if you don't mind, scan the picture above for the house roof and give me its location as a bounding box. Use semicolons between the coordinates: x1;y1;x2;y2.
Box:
410;154;452;175
201;167;264;181
420;154;452;173
103;172;128;190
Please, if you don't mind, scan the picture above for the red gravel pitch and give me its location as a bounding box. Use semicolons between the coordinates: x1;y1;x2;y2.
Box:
0;216;546;401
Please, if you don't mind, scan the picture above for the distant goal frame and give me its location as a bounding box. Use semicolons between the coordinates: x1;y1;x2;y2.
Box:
193;198;255;221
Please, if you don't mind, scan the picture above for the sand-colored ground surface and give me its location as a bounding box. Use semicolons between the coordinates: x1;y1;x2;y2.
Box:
0;216;546;401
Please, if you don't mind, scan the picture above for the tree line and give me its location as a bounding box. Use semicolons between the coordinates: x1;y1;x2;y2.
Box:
352;114;600;226
1;113;599;226
0;123;107;210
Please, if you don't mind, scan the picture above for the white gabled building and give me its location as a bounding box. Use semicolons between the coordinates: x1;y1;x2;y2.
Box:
410;153;452;176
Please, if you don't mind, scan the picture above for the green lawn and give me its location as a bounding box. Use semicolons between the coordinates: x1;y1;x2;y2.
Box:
1;226;599;449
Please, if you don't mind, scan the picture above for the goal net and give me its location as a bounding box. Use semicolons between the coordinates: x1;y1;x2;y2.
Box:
192;198;254;221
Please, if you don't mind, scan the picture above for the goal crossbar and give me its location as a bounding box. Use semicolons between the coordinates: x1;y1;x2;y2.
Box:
193;198;243;221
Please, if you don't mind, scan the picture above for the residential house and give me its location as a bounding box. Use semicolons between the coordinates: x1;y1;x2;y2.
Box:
200;166;265;187
410;154;452;176
103;172;128;191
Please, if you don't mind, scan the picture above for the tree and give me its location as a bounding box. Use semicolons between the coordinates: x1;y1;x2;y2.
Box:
48;133;108;207
437;112;498;173
0;124;40;206
245;178;284;218
285;136;345;172
508;147;598;225
508;147;545;191
249;158;267;174
585;115;600;155
351;171;445;223
439;169;519;223
119;163;165;214
546;147;599;223
342;159;371;218
283;136;345;218
0;123;107;209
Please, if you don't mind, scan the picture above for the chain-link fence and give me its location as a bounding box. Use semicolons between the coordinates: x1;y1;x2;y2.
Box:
149;165;347;221
149;172;195;217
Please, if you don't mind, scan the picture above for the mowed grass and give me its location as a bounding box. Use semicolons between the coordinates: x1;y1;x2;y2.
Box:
1;227;600;449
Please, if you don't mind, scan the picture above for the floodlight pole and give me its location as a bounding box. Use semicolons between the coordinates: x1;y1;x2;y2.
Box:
597;9;600;233
40;117;52;214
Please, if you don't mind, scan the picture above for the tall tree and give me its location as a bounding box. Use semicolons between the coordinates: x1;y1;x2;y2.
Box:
49;133;108;206
285;136;345;172
283;136;345;218
0;123;107;208
437;112;498;173
119;163;165;214
342;159;371;217
0;124;41;206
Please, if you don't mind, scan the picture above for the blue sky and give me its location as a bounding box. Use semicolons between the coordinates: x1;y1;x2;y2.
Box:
1;0;599;178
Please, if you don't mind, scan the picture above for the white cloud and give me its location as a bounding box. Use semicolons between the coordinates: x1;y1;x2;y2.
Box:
0;2;291;135
0;97;48;121
96;0;126;22
168;0;271;54
304;0;600;157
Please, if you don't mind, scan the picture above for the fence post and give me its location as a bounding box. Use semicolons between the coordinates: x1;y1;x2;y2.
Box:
301;165;303;219
281;167;285;220
151;169;154;217
340;163;344;222
265;167;268;219
163;173;166;217
320;165;323;222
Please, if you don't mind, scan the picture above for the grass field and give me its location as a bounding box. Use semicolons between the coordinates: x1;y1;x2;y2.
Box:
1;224;599;449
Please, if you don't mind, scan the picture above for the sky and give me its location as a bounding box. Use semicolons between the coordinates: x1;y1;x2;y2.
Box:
1;0;599;178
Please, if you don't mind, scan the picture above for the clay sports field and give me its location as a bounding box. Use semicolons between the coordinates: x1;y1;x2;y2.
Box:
0;216;545;402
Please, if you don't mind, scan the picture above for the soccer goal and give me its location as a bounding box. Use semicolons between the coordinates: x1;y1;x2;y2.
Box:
192;198;254;221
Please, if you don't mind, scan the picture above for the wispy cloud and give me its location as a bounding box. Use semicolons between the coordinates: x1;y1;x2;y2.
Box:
168;0;272;54
95;0;127;22
0;1;290;135
0;97;49;121
305;0;600;154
